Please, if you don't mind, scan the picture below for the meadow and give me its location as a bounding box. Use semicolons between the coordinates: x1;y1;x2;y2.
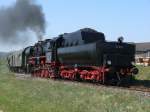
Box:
0;60;150;112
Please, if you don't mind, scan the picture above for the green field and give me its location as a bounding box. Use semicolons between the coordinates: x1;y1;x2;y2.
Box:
0;60;150;112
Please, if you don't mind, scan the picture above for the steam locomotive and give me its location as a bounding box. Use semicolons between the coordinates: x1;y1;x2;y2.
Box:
7;28;138;85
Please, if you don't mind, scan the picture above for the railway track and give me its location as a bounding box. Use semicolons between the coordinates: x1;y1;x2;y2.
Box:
102;84;150;97
15;73;150;97
124;86;150;97
54;79;150;97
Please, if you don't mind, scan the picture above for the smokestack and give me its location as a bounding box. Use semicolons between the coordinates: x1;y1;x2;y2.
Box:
0;0;45;44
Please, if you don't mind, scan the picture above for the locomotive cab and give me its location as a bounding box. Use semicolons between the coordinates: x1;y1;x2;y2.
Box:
43;39;54;63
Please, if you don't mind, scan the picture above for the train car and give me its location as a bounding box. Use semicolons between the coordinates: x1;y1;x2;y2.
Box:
7;47;34;73
7;50;24;72
22;46;34;73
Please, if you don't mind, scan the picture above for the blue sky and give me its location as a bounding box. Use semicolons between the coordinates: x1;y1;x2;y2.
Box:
0;0;150;51
38;0;150;42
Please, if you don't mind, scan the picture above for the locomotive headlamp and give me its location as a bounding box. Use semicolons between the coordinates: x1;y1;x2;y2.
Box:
107;60;111;65
131;61;135;65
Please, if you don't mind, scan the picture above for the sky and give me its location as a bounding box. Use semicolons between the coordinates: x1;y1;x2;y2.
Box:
0;0;150;51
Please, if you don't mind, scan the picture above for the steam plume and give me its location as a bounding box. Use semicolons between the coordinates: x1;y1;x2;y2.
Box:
0;0;45;43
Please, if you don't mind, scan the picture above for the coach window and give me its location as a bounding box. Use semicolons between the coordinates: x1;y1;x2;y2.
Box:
11;56;13;65
18;54;21;60
75;41;78;46
70;42;73;46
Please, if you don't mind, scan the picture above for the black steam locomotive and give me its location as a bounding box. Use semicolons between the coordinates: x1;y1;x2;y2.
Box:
7;28;138;85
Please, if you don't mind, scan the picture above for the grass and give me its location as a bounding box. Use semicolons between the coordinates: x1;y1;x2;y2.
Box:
136;66;150;80
0;60;150;112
